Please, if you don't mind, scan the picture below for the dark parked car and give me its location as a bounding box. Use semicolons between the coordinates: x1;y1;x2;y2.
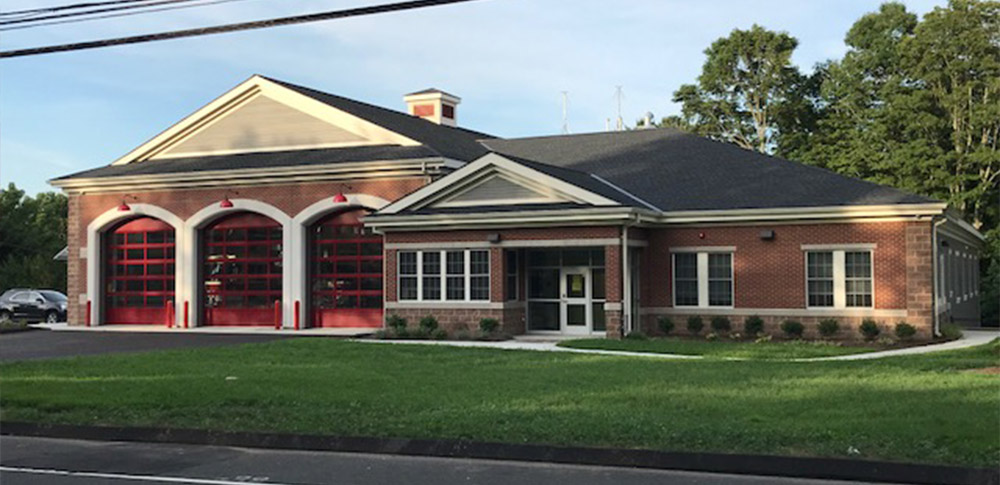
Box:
0;289;67;323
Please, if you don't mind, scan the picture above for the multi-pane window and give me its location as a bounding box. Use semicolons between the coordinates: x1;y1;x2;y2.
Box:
470;251;490;300
673;253;699;306
398;250;489;301
422;252;441;300
707;253;733;306
672;251;732;308
806;252;834;307
844;251;872;307
446;251;465;300
398;252;417;300
505;250;518;301
805;249;873;308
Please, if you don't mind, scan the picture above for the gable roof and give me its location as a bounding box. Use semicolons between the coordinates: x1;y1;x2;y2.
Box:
265;77;491;162
481;128;936;212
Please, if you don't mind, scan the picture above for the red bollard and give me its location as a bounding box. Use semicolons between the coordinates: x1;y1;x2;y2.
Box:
165;300;174;328
274;300;281;329
294;300;300;331
183;301;189;329
86;300;91;326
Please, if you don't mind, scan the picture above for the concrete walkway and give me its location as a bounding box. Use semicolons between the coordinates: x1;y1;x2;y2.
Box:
354;329;1000;362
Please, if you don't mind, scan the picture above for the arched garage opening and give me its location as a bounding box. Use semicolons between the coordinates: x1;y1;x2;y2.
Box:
104;217;175;325
309;208;383;327
202;211;282;326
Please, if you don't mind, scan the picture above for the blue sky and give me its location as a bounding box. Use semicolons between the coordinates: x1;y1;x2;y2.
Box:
1;0;944;195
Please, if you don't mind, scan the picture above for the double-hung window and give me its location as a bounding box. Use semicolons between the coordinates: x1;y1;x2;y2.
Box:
804;246;873;308
672;249;734;308
398;249;490;302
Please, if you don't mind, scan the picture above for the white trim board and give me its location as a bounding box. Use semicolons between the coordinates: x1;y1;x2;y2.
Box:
378;153;620;215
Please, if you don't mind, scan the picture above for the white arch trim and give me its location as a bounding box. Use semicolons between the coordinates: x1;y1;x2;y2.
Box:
181;199;293;328
86;203;185;327
289;194;391;326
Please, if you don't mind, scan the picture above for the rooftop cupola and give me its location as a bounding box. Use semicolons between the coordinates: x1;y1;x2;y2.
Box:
403;88;460;127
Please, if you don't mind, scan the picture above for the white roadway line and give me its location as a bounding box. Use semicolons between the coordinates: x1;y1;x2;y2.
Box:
0;466;295;485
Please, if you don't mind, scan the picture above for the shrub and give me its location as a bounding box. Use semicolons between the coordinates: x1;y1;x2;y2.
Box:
754;334;773;343
625;331;648;341
418;315;439;333
479;318;500;334
705;331;718;341
894;322;916;341
941;322;963;341
728;332;743;340
657;316;674;335
394;327;410;338
386;314;407;332
877;336;897;346
453;329;472;341
743;315;764;337
710;316;731;333
686;316;704;335
431;328;449;340
859;319;880;341
780;320;804;338
372;329;389;339
818;318;840;338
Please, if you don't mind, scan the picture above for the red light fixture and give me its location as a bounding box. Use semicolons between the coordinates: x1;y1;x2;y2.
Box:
332;192;348;203
117;200;131;212
219;195;234;208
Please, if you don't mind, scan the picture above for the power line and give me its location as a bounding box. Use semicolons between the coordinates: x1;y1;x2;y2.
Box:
0;0;484;58
1;0;253;31
1;0;175;17
1;0;213;26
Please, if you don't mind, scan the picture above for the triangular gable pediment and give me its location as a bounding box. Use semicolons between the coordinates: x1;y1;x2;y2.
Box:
379;153;620;214
113;75;421;164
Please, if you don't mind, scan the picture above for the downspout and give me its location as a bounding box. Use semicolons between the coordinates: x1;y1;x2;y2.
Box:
931;214;946;338
621;224;629;338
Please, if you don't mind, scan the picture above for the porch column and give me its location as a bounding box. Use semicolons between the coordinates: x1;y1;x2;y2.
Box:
604;244;623;339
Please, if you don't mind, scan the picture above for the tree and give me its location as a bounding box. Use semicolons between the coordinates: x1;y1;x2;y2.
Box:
672;25;811;153
0;183;68;292
905;0;1000;229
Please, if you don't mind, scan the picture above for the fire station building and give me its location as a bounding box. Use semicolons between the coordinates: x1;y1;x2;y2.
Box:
52;75;984;339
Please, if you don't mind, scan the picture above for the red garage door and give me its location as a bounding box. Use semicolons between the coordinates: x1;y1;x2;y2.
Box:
203;212;282;326
105;217;175;325
310;209;383;328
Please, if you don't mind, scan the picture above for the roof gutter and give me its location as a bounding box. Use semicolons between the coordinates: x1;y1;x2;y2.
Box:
49;157;448;193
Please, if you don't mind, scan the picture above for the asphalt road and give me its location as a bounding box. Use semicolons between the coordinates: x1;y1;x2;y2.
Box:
0;436;902;485
0;329;288;361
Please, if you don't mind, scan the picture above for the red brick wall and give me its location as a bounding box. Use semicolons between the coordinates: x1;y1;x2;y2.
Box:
66;177;426;325
641;221;910;309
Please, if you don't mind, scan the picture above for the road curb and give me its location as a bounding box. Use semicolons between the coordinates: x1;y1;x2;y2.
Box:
2;421;996;485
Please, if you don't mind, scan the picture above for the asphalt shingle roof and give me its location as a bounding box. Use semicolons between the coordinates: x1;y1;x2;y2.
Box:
481;129;935;212
266;77;491;162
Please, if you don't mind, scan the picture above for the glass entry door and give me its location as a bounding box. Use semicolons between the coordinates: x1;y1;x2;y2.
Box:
560;267;591;334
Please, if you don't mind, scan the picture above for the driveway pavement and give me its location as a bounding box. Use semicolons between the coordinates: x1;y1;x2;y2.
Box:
0;436;895;485
0;329;288;362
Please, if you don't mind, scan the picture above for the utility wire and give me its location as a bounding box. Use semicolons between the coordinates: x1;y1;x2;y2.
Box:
0;0;483;58
0;0;187;17
1;0;252;31
1;0;214;26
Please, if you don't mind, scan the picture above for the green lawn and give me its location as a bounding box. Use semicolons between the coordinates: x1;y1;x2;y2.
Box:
1;339;998;467
558;337;889;360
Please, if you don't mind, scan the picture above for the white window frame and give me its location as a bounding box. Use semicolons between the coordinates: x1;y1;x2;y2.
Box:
398;249;490;302
803;246;875;310
671;248;735;309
